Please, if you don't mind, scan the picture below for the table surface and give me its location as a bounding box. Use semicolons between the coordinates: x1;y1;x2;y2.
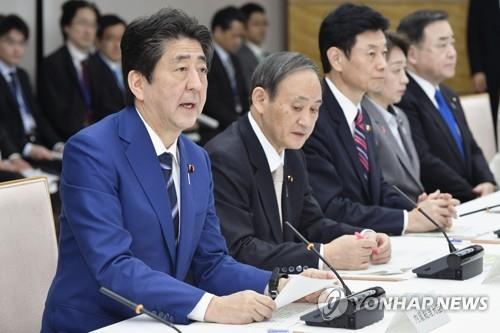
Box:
93;192;500;333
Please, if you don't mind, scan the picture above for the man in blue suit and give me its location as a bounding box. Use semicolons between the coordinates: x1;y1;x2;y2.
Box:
302;3;458;235
41;8;330;332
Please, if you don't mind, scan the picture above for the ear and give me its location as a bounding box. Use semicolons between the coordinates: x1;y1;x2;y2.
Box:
326;47;344;72
406;44;419;67
128;70;145;102
251;87;269;115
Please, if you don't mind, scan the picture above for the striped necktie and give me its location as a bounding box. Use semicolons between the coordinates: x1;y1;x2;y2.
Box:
159;152;180;243
354;109;370;180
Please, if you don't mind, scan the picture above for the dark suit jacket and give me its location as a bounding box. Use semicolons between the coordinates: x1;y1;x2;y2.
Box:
397;76;495;202
205;116;359;273
303;80;413;235
38;45;97;140
236;43;260;92
0;125;17;158
0;67;61;152
41;107;270;332
90;53;125;122
362;97;424;201
202;50;249;141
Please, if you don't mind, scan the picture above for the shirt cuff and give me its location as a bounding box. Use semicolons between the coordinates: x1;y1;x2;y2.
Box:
187;292;215;322
401;210;409;235
8;153;22;161
52;142;64;151
22;143;33;157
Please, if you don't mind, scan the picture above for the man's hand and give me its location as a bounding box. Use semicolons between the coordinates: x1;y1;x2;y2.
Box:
472;72;487;93
324;235;376;270
406;191;455;232
9;156;32;172
472;182;496;197
204;290;276;324
363;232;391;265
29;144;54;160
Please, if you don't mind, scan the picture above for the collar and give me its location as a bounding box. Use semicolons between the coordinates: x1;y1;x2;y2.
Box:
213;42;231;64
325;77;360;128
407;71;439;108
0;59;16;82
135;108;178;163
66;41;90;63
366;96;397;124
99;52;121;71
245;40;264;59
248;112;284;173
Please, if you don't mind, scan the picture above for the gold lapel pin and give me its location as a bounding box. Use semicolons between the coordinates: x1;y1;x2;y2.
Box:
287;175;294;183
365;124;371;132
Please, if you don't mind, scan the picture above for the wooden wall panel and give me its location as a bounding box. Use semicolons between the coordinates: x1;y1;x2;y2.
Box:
287;0;472;94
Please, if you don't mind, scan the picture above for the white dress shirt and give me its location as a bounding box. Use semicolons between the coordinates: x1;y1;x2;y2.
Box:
136;109;213;321
246;41;266;61
66;41;90;81
325;78;408;233
407;71;439;109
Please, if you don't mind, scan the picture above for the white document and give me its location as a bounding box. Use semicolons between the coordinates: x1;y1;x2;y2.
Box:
274;275;337;308
482;255;500;285
20;169;59;194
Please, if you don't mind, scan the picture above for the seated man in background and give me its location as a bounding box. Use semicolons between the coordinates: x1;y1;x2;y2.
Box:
41;8;331;333
38;0;100;140
397;10;497;202
0;126;24;181
0;14;63;174
303;3;457;236
91;14;126;121
362;32;429;202
237;2;269;90
206;51;391;273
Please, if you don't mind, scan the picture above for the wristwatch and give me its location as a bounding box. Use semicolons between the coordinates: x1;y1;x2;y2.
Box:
268;267;288;300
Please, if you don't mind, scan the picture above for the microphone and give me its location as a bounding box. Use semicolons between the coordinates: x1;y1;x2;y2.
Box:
99;287;182;333
459;203;500;217
393;186;484;280
285;221;385;330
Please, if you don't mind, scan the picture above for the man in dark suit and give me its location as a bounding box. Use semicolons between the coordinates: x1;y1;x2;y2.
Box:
91;14;126;121
201;6;248;142
303;4;457;235
0;126;24;181
467;0;500;137
0;15;63;173
41;9;330;332
363;32;425;201
237;3;269;90
38;0;100;140
397;10;497;203
206;52;391;273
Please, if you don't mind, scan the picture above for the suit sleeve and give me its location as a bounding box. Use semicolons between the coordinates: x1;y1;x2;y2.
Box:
209;150;322;271
0;126;18;157
303;123;405;235
204;72;240;129
398;94;477;201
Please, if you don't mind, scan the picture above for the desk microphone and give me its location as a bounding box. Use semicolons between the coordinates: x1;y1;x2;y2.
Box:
393;186;484;280
285;221;385;330
99;287;182;333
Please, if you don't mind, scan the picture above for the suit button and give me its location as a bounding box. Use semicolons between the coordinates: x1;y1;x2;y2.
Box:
281;267;287;273
289;266;294;273
296;265;302;273
303;265;309;270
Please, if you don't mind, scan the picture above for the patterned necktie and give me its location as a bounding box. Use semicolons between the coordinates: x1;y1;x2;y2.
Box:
9;71;35;134
159;152;180;243
434;89;465;160
354;109;370;180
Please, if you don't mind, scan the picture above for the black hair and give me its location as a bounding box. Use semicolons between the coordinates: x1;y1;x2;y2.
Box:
397;10;448;45
385;31;409;56
240;3;265;24
97;14;126;39
121;7;213;105
319;3;389;73
60;0;100;40
211;6;245;32
0;14;29;40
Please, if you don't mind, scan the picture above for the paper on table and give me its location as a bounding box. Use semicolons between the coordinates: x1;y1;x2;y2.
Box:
274;275;337;308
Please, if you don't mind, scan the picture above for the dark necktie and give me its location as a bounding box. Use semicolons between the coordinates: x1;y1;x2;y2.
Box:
80;59;93;121
9;71;34;134
354;109;370;180
434;89;465;160
159;152;180;243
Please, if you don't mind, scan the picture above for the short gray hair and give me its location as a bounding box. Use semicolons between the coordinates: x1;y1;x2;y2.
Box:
249;51;320;106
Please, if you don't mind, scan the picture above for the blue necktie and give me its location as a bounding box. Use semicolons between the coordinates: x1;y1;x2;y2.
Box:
9;71;35;134
159;152;180;243
112;66;125;92
434;89;465;160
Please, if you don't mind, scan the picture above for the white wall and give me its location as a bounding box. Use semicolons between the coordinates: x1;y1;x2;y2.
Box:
43;0;285;56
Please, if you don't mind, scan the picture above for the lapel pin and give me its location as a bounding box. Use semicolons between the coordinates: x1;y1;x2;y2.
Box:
365;124;371;132
187;164;195;185
287;175;294;183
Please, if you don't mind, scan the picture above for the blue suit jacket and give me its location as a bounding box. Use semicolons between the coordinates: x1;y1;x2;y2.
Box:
41;106;270;332
302;80;414;235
